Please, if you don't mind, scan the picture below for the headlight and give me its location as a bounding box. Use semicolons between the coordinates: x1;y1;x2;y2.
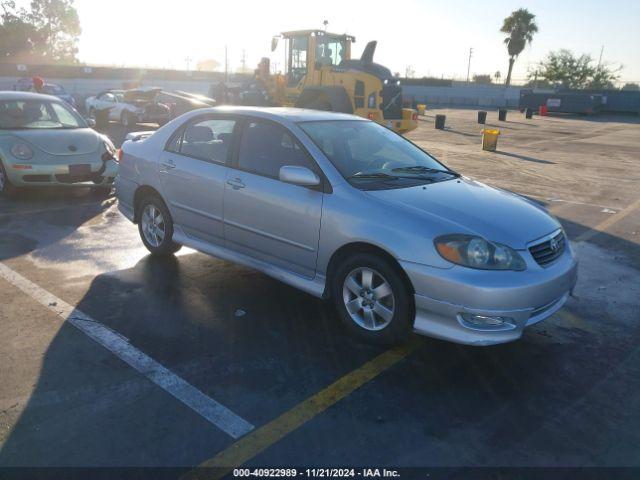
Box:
10;143;34;160
434;234;526;271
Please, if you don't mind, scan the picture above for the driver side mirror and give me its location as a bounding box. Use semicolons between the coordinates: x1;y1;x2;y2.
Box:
279;165;320;187
86;117;96;128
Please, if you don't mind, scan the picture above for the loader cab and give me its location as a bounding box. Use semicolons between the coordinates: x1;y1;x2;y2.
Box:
278;30;354;87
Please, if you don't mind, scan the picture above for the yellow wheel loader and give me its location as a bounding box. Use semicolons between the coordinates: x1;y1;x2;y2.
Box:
254;30;418;134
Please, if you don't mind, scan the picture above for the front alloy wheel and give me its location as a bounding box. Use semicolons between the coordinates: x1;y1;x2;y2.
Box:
332;253;411;344
343;267;395;331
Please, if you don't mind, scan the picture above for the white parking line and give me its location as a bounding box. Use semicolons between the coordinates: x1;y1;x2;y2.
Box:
0;262;254;439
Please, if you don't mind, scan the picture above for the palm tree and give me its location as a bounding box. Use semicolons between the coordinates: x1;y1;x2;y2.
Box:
501;8;538;86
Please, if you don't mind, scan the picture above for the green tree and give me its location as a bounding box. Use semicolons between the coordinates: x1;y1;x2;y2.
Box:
622;82;639;91
500;8;538;86
0;1;36;61
530;49;621;89
28;0;81;63
473;74;492;84
0;0;80;64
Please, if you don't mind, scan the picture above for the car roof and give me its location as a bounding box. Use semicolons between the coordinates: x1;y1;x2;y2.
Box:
0;91;62;102
193;106;366;123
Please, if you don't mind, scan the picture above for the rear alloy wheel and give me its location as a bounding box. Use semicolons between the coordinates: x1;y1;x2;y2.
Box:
137;196;181;255
0;161;17;197
332;253;412;344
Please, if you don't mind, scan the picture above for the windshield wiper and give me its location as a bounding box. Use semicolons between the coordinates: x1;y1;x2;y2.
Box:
392;166;460;177
348;172;399;180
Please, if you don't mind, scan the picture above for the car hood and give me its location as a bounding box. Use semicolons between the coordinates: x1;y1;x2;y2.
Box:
365;177;560;249
9;128;100;156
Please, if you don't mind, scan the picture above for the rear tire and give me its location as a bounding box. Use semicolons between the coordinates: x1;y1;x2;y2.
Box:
331;253;412;344
305;99;333;111
137;195;181;255
121;111;134;127
0;161;18;197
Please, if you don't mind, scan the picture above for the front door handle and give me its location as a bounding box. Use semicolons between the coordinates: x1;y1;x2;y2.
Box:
160;160;176;170
226;178;245;190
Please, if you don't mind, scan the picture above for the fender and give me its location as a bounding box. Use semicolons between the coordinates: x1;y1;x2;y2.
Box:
295;86;354;113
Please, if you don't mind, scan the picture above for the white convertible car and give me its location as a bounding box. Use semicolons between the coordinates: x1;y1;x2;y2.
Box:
87;87;171;127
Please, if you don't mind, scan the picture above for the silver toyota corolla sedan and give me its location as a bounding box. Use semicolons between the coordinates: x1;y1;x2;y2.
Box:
115;107;578;345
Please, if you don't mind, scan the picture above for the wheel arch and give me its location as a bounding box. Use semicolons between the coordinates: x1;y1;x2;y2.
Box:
295;86;354;113
324;242;415;299
133;185;165;223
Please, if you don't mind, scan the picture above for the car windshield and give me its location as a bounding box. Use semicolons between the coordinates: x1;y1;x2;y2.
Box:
0;99;86;129
299;120;454;188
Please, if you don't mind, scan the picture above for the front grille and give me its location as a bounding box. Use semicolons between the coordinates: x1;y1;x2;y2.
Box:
380;84;403;120
529;230;565;266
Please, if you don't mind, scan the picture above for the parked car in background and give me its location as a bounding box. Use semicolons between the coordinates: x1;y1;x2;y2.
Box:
13;77;76;107
41;84;77;107
116;107;578;346
156;91;212;120
0;92;118;195
85;89;124;118
105;87;171;127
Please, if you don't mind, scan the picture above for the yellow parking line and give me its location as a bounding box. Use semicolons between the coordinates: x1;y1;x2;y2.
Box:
576;197;640;243
182;339;420;480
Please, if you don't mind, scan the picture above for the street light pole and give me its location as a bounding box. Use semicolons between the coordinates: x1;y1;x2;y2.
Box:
466;47;473;83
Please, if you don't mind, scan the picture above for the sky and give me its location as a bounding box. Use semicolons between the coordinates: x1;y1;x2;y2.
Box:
65;0;640;83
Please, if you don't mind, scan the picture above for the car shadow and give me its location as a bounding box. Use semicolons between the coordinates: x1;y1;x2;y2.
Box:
0;189;115;261
2;213;639;468
494;150;556;165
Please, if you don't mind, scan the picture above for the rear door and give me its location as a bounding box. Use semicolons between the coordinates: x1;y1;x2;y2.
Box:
158;116;237;245
223;119;324;278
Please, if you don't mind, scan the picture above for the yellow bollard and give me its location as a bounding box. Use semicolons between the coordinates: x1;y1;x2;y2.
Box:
481;129;500;151
417;104;426;116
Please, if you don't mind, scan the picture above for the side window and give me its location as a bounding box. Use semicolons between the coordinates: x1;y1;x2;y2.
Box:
178;118;235;163
237;121;318;179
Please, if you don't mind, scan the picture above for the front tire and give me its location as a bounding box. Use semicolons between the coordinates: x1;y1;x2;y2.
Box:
137;195;181;255
0;161;18;197
331;253;412;344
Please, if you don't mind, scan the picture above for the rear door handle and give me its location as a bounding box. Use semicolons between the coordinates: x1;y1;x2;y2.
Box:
226;178;245;190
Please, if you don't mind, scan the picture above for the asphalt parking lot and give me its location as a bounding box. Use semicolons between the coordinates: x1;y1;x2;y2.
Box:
1;110;639;478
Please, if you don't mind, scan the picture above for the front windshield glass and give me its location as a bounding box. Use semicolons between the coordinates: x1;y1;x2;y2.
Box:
299;120;454;187
0;99;86;129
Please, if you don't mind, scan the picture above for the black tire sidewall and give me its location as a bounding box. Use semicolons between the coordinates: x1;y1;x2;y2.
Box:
331;253;412;344
0;161;17;197
137;196;180;255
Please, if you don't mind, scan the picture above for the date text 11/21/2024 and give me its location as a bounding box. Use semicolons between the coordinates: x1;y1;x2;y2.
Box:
232;468;401;478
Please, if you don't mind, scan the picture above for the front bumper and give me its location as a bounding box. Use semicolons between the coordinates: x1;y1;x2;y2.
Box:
401;244;578;346
6;159;118;187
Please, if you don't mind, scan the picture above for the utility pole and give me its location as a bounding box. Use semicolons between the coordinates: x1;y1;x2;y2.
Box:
241;49;246;73
323;19;328;32
184;56;192;72
466;47;473;83
224;45;228;82
597;45;604;68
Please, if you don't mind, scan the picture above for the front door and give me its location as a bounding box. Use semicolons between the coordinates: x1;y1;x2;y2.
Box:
158;116;236;244
223;119;324;278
